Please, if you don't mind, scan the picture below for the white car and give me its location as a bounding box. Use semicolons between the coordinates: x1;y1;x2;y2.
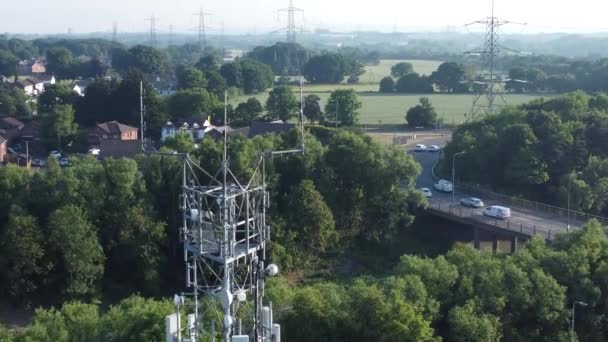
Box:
415;144;427;152
434;179;453;193
429;145;440;152
483;206;511;220
59;157;70;167
460;197;484;208
49;151;62;158
419;188;433;198
88;148;101;156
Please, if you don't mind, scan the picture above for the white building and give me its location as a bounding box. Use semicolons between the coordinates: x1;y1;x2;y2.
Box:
161;119;211;142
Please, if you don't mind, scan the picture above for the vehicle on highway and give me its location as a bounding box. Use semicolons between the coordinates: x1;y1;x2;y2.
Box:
429;145;440;152
433;179;453;192
460;197;484;208
59;157;70;167
415;144;427;152
419;188;433;198
49;151;62;158
483;205;511;220
31;158;45;167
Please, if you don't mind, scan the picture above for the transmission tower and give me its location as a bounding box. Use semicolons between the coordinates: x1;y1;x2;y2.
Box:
278;0;303;43
112;22;118;42
193;7;211;51
169;80;306;342
169;24;174;46
465;0;525;119
146;15;158;48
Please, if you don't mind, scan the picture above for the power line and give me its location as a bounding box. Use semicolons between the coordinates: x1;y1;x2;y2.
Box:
465;0;525;119
193;7;211;51
145;15;159;48
278;0;303;43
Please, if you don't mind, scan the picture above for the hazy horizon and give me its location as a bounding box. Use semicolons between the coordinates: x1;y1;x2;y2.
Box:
3;0;608;36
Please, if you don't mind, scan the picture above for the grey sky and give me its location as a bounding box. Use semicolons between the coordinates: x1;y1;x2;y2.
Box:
3;0;608;34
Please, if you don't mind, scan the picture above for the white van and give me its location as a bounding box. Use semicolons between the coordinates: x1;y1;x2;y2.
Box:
483;206;511;220
433;179;453;193
415;144;427;152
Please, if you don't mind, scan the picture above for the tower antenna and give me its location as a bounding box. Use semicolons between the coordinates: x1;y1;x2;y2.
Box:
193;7;212;51
464;0;527;119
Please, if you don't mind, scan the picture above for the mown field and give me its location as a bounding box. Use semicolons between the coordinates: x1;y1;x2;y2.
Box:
360;59;444;83
233;92;550;125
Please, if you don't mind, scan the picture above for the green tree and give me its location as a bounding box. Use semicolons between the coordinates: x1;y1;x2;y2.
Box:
431;62;467;93
234;97;264;125
406;97;438;128
240;59;274;94
176;65;207;89
164;132;195;154
220;62;243;88
43;104;78;149
286;179;336;254
0;50;19;76
47;205;104;300
167;88;220;123
303;94;323;123
266;85;299;122
324;89;361;126
302;53;349;84
379;76;395;93
448;301;502;342
46;47;73;77
391;61;414;78
38;84;78;114
396;73;434;93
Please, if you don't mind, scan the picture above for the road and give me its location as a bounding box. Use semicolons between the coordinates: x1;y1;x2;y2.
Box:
408;137;589;239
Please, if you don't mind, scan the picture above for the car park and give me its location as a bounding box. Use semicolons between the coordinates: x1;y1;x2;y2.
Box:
483;205;511;220
419;188;433;198
460;197;484;208
429;145;440;152
59;157;70;167
49;151;62;158
31;158;45;167
88;148;100;156
414;144;427;152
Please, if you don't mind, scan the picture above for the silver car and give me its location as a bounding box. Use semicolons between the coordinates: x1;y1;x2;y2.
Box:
460;197;484;208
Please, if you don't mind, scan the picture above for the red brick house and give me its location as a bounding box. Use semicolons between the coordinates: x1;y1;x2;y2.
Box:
91;121;138;141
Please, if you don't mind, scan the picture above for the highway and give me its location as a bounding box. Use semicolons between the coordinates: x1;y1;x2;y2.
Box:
408;136;601;240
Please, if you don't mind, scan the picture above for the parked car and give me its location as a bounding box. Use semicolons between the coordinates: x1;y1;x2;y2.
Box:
49;151;62;158
483;205;511;220
433;179;453;193
419;187;433;198
31;158;45;167
59;157;70;167
415;144;427;152
429;145;440;152
88;148;100;156
460;197;484;208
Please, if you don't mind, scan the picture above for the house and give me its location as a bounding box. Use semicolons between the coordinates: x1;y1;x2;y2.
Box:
0;117;25;144
99;140;143;158
161;119;211;142
14;79;35;96
72;79;92;97
89;121;139;146
0;135;7;163
17;59;46;75
248;120;295;138
35;75;56;86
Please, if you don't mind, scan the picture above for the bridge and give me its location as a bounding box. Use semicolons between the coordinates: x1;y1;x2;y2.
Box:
409;134;608;251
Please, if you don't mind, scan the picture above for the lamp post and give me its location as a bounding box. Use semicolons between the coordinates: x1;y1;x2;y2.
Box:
452;151;466;205
567;172;582;232
571;300;587;341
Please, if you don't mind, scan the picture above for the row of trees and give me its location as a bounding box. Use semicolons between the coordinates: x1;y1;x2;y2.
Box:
380;62;469;94
270;221;608;341
441;91;608;215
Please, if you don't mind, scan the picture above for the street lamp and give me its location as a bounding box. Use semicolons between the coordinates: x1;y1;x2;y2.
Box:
452;151;466;205
571;300;588;341
567;172;583;232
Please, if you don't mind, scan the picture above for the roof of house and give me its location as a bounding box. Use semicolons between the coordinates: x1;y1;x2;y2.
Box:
34;75;54;83
0;117;25;130
96;121;138;135
0;135;6;145
249;121;295;137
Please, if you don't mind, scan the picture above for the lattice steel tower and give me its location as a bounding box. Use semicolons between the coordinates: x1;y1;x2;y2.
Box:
173;80;305;342
146;15;158;48
194;7;211;51
278;0;303;43
465;0;524;119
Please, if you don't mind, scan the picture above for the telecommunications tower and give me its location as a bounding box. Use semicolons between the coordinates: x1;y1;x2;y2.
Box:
465;0;526;119
166;79;306;342
277;0;303;43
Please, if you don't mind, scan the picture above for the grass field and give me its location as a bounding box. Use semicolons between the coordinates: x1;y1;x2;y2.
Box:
233;92;550;125
360;59;444;83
